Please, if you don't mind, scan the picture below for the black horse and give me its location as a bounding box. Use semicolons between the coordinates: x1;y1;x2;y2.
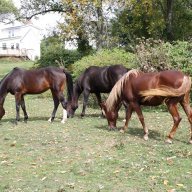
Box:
71;65;129;117
0;66;73;123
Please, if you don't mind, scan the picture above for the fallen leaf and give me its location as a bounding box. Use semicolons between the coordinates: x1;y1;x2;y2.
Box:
164;180;168;185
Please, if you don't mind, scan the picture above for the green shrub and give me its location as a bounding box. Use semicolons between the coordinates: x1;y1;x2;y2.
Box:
164;40;192;75
72;48;137;79
36;47;82;69
135;38;173;72
135;39;192;74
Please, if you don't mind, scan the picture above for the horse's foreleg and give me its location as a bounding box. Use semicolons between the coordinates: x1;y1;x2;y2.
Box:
120;105;133;133
95;93;103;117
48;93;60;123
130;101;148;140
166;102;181;144
21;96;28;122
81;90;90;117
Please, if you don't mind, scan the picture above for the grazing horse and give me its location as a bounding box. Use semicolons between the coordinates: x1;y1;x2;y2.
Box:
71;65;129;117
102;69;192;144
0;66;73;123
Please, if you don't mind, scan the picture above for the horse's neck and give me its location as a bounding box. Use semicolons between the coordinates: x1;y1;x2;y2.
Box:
73;83;82;99
0;93;6;107
0;81;8;106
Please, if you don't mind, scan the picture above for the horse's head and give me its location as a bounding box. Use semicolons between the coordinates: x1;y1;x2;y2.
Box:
101;102;118;130
68;86;80;117
0;106;5;120
66;100;78;118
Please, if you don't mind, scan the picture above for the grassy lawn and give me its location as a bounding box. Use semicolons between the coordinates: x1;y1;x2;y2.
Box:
0;58;34;78
0;60;192;192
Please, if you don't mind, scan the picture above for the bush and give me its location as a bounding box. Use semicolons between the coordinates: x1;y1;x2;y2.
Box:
135;39;192;74
72;48;137;79
164;40;192;75
135;38;172;72
36;46;82;69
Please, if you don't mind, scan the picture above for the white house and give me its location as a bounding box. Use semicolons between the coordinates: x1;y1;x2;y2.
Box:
0;21;42;60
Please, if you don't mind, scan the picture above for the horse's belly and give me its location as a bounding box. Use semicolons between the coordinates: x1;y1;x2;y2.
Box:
140;96;164;106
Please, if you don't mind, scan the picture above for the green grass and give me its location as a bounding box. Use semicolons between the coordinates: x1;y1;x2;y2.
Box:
0;58;33;78
0;60;192;192
0;98;192;192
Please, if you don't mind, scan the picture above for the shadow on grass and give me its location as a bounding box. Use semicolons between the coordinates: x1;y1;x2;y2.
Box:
0;116;50;124
73;113;104;119
95;124;161;141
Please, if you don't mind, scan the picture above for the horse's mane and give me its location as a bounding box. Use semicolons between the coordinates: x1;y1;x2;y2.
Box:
106;69;140;111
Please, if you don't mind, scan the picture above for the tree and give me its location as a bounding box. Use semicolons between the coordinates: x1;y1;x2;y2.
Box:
0;0;18;23
19;0;119;51
111;0;192;48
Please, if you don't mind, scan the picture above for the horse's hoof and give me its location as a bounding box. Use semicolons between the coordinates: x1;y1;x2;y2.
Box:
189;140;192;144
108;126;117;131
61;120;66;124
120;129;125;133
165;138;173;144
143;134;149;141
80;114;85;118
48;118;52;123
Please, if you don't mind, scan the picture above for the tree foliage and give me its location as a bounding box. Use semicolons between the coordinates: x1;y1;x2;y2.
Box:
111;0;192;50
36;34;81;68
0;0;18;22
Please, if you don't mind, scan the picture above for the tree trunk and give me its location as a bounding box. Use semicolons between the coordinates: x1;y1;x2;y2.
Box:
166;0;174;41
96;0;104;50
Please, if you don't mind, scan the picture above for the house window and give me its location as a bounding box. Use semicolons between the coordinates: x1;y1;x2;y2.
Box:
11;43;14;49
16;43;19;50
8;30;14;37
2;43;7;50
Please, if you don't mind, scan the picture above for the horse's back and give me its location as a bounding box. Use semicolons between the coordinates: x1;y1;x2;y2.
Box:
131;70;184;90
158;70;184;87
77;65;128;92
6;67;66;94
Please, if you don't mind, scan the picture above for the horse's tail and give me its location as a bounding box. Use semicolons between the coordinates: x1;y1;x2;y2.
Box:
140;75;191;101
63;70;73;102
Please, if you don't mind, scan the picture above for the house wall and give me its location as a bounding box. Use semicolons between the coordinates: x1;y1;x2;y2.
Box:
0;22;42;60
20;26;41;60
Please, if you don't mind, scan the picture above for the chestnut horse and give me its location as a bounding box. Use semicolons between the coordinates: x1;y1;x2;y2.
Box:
102;69;192;144
71;65;129;117
0;66;73;123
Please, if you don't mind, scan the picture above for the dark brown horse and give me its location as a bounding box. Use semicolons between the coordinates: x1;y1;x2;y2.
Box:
0;66;73;123
71;65;129;117
102;69;192;144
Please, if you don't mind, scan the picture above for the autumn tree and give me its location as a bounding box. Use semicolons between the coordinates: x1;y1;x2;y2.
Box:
19;0;120;51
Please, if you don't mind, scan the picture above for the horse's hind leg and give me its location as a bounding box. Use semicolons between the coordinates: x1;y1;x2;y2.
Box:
21;96;28;122
180;93;192;144
56;91;68;123
15;92;22;123
165;101;181;144
130;101;149;140
48;91;60;123
81;89;90;117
